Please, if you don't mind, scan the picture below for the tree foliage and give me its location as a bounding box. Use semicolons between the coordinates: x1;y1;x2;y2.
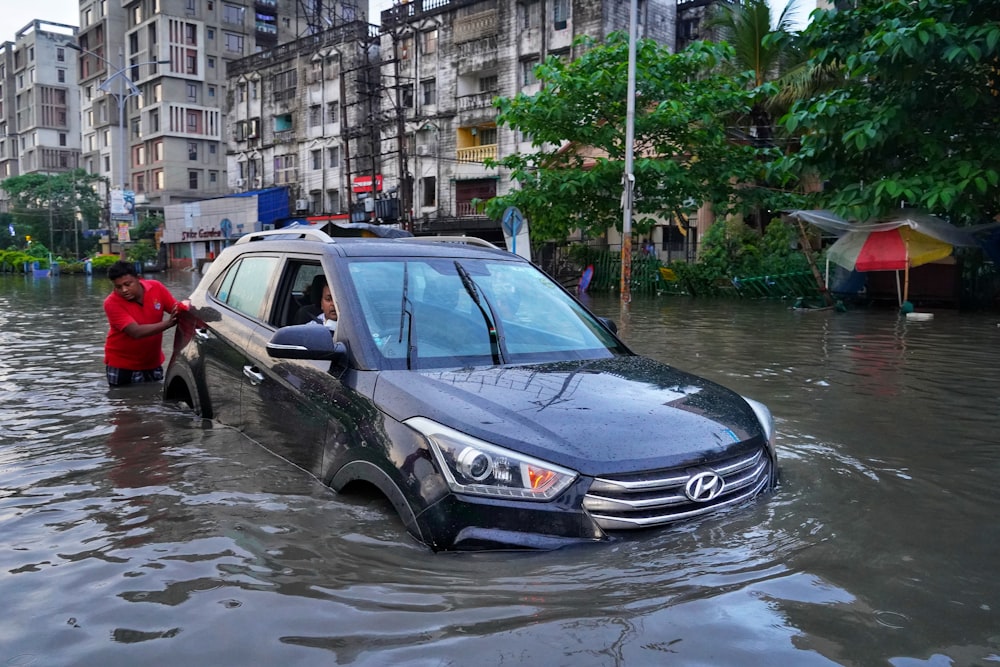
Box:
779;0;1000;222
485;34;781;241
1;170;105;256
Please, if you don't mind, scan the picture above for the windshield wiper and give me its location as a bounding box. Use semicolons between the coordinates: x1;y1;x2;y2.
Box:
397;261;417;368
454;261;507;364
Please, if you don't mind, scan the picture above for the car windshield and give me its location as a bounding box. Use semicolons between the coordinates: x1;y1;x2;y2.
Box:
346;257;627;369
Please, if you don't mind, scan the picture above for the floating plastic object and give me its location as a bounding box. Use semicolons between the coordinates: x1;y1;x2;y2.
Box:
905;312;934;321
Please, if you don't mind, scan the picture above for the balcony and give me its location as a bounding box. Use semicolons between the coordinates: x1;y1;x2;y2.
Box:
456;144;496;163
457;91;496;112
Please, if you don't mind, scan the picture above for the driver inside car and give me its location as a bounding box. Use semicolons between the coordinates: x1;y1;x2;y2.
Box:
294;274;339;331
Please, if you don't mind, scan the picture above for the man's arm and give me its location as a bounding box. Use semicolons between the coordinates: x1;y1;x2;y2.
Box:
121;312;177;339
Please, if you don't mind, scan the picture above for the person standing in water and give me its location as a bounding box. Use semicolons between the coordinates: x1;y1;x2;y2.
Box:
103;260;181;386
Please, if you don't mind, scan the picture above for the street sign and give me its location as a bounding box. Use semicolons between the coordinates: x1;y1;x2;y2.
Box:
501;206;531;261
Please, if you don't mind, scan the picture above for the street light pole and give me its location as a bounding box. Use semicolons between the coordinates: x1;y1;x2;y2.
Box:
66;43;169;257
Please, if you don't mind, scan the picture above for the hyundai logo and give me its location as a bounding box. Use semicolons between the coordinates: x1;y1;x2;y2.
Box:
684;471;725;502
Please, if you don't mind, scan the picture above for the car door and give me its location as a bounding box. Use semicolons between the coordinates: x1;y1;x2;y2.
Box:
198;254;281;428
239;258;335;476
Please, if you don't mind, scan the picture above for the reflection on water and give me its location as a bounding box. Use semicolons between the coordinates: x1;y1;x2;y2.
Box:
2;273;999;666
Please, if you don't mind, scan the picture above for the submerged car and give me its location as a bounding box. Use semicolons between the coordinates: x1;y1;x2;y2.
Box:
164;227;777;551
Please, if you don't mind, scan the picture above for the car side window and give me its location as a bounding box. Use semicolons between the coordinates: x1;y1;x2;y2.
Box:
212;255;280;319
274;261;325;327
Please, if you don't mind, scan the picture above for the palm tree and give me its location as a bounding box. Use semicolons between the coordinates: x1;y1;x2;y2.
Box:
706;0;806;146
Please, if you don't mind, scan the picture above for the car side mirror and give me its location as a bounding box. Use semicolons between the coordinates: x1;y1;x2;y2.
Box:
267;324;347;361
598;317;618;334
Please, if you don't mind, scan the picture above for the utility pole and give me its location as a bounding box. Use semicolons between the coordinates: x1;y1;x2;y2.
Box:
620;0;638;306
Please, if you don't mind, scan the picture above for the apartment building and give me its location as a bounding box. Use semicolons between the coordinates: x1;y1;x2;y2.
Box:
0;42;17;189
377;0;677;238
74;0;347;211
0;22;81;181
225;20;380;219
0;22;82;215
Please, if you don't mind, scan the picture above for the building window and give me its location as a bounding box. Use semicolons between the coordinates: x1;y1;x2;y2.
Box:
238;82;246;102
186;54;197;74
327;101;337;123
311;149;321;170
189;170;199;189
223;3;243;23
57;69;66;83
187;82;198;101
421;29;438;55
327;145;339;168
274;154;296;184
479;127;497;145
209;170;217;183
209;143;217;154
521;0;540;29
309;105;321;127
207;56;216;69
479;75;498;93
402;84;413;108
274;112;292;133
553;0;568;29
207;28;215;39
520;59;539;86
208;85;216;98
327;188;340;212
187;110;199;131
224;32;243;53
421;78;436;105
272;69;296;102
188;141;198;160
422;176;436;207
59;133;67;146
135;145;146;164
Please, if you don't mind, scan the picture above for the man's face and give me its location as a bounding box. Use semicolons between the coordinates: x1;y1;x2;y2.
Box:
320;284;338;321
112;274;143;302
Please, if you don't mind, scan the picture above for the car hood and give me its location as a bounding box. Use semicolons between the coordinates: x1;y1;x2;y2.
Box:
372;356;765;475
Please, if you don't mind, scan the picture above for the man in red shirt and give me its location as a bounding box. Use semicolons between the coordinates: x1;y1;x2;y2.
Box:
103;260;180;386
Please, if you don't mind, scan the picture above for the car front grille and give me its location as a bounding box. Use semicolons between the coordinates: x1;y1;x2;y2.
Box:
582;447;772;530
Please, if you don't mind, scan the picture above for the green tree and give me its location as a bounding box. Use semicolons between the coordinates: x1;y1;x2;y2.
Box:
1;170;105;257
485;34;780;242
779;0;1000;222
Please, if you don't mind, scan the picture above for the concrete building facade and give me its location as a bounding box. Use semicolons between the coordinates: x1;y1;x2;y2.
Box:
74;0;358;212
0;22;81;180
224;20;381;219
376;0;678;239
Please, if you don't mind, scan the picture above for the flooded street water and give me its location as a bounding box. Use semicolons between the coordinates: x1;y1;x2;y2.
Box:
2;270;999;666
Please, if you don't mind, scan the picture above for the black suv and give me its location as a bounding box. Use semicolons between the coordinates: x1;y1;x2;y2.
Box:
165;227;777;551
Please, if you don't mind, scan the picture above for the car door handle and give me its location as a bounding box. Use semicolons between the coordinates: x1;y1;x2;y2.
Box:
243;365;265;385
194;328;211;341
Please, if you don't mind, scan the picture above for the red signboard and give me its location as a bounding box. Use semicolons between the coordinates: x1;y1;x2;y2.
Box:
352;174;383;193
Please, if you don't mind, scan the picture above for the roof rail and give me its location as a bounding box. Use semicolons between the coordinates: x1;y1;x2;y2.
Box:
234;227;335;245
406;235;499;249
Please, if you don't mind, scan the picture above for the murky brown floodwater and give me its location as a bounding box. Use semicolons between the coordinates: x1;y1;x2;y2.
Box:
2;270;999;666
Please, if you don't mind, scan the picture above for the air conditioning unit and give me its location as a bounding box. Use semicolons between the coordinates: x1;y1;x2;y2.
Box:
295;199;310;211
254;177;263;187
261;223;274;231
236;178;246;187
416;144;430;156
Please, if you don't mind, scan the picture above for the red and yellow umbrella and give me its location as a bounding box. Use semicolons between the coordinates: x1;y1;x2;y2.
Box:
826;226;954;272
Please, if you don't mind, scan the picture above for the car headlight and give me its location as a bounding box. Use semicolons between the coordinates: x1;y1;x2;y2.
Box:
405;417;578;501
